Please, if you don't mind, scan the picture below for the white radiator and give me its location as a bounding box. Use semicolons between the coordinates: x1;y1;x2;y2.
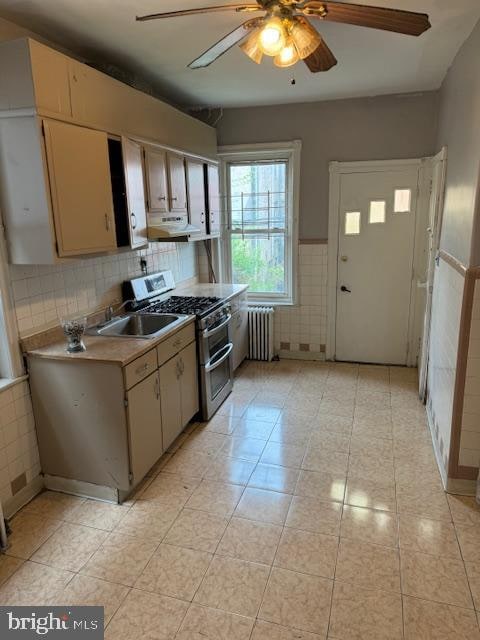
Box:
248;306;274;362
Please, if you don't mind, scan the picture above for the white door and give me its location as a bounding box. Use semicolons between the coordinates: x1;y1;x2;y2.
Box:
335;168;420;365
418;149;447;400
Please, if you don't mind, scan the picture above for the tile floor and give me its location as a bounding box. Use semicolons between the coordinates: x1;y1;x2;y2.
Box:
1;360;480;639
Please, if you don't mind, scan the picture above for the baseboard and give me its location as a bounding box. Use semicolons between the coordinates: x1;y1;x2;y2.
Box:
445;477;476;496
277;350;326;361
44;474;120;503
3;474;44;518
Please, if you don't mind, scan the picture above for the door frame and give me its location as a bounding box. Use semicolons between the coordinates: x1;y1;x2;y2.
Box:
418;147;448;399
326;157;433;365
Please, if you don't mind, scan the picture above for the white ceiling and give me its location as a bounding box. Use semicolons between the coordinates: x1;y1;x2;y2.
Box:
0;0;479;108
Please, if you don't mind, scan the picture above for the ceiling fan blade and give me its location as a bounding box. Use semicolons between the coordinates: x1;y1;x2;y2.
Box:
189;18;262;69
136;4;261;22
303;36;337;72
301;1;431;36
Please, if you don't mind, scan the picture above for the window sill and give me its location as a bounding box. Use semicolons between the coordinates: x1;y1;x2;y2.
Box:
0;374;28;393
247;299;295;307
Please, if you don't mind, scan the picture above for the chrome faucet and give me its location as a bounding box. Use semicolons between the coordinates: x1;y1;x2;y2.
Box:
105;300;134;323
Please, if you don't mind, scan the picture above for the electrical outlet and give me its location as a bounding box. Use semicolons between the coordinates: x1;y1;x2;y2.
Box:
140;258;148;275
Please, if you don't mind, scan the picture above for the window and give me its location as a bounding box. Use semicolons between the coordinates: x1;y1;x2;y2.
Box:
369;201;386;224
219;142;300;304
394;189;412;213
345;211;361;235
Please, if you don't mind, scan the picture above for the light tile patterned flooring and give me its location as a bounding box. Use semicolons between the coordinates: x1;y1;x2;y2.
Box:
1;360;480;638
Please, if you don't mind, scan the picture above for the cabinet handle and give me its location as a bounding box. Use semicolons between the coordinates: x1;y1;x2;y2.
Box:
158;196;166;201
176;360;181;379
170;197;178;202
131;212;137;230
104;214;110;231
173;338;181;348
154;376;160;400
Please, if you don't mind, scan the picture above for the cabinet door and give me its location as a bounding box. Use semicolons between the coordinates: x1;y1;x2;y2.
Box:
122;137;148;249
186;159;207;234
144;147;169;213
179;341;199;425
30;41;72;117
159;356;182;450
167;152;188;214
43;119;116;256
207;164;221;236
127;371;163;483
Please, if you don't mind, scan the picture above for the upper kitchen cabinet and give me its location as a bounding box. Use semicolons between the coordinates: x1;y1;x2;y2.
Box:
186;158;207;236
121;138;148;249
168;153;188;214
144;147;169;213
206;163;221;236
145;147;188;216
0;39;72;117
43;119;117;256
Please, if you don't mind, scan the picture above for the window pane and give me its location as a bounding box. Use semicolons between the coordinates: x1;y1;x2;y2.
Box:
345;211;361;235
229;161;287;230
369;200;386;224
394;189;411;213
231;235;285;294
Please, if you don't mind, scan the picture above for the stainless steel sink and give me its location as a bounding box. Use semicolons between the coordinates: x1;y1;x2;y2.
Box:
87;313;186;339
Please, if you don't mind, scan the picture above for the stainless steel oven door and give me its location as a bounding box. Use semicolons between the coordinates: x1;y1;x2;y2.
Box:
199;312;232;365
200;342;233;420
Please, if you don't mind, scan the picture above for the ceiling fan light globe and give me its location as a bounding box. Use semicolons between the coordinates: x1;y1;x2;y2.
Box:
290;17;322;59
258;17;287;56
239;29;264;64
274;38;300;67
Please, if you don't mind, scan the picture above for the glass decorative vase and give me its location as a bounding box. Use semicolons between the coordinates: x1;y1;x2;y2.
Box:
61;315;87;353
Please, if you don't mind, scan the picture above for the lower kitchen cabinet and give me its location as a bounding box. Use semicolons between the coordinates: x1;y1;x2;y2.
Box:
28;321;198;502
127;370;162;483
179;340;199;425
159;340;199;450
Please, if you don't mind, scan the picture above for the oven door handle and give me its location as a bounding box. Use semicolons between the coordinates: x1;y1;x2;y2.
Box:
204;342;233;372
202;313;232;338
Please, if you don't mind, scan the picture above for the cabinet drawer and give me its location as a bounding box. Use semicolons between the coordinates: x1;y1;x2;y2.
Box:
124;349;158;390
157;323;195;366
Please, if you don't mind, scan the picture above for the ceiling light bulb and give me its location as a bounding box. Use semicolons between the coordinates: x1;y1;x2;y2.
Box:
258;17;286;56
274;39;300;68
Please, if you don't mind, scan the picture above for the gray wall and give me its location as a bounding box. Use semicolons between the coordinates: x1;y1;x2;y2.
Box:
436;20;480;267
217;92;439;240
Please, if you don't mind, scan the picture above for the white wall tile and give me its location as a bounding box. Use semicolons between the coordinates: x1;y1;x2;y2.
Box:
9;242;197;338
427;259;464;471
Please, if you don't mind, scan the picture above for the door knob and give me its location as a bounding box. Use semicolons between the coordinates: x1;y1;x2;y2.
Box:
340;285;351;293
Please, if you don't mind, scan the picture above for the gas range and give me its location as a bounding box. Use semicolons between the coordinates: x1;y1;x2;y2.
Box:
142;295;223;319
123;270;234;420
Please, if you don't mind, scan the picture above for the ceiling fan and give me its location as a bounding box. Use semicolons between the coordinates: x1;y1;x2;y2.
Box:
136;1;431;73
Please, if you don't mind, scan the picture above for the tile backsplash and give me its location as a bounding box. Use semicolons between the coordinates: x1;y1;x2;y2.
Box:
275;243;328;357
9;242;197;337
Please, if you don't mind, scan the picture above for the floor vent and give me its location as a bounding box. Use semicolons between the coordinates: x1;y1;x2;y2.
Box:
248;306;274;362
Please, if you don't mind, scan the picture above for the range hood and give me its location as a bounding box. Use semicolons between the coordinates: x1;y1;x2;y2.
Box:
147;214;202;240
148;223;202;240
